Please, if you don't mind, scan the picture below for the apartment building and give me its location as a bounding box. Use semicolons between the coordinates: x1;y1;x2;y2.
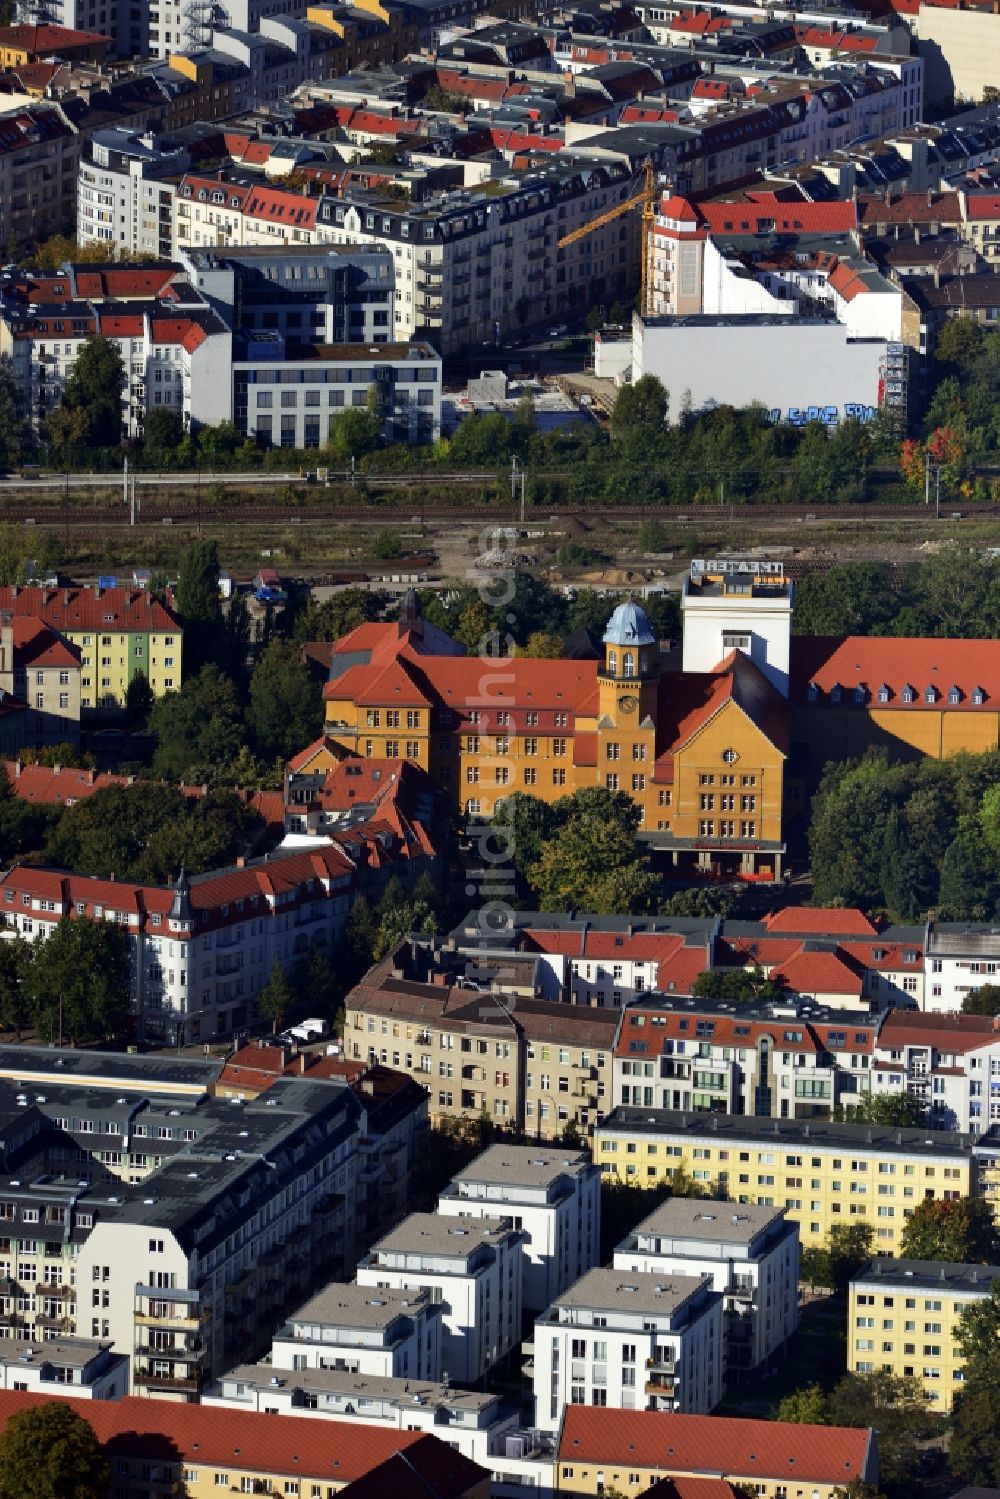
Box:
77;129;187;257
0;586;180;711
554;1404;877;1499
344;941;619;1138
436;1144;601;1313
0;1336;127;1398
0;615;81;748
594;1107;976;1253
924;921;1000;1014
614;998;880;1121
0;103;79;253
0;1074;364;1399
849;1256;1000;1412
0;1392;492;1499
533;1268;724;1432
612;1199;799;1379
269;1283;444;1381
356;1213;525;1383
203;1365;514;1463
871;1009;1000;1134
0;846;357;1045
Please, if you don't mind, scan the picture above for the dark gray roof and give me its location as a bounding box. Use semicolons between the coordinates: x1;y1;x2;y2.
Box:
598;1106;974;1157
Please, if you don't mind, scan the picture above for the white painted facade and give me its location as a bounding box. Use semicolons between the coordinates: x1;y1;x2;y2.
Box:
680;565;794;696
356;1213;525;1384
924;923;1000;1014
612;1200;800;1378
532;1267;723;1432
436;1145;601;1313
269;1284;443;1381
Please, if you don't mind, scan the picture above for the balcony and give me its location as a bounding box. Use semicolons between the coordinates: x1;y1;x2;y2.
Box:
35;1283;71;1297
133;1366;203;1392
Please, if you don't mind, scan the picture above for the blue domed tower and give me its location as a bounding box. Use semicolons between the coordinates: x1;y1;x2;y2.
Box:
598;600;661;735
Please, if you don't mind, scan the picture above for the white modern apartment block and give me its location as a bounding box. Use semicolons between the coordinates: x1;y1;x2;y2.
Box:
0;1338;128;1399
612;1200;800;1379
871;1010;1000;1134
269;1284;443;1381
356;1214;526;1384
436;1145;601;1313
203;1366;516;1463
532;1267;723;1433
78;130;187;258
925;922;1000;1014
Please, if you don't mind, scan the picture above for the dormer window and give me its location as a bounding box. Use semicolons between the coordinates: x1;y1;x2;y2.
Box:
830;684;842;703
948;686;961;705
853;685;865;704
901;684;915;704
924;685;937;703
877;684;890;703
807;682;819;702
973;686;986;705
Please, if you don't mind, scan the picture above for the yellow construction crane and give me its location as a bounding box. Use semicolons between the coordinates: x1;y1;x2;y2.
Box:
556;158;659;318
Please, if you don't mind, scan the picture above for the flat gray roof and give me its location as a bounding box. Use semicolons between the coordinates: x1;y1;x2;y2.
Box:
598;1107;974;1158
631;1199;787;1244
550;1266;709;1317
0;1337;117;1368
371;1212;516;1258
449;1144;593;1189
286;1283;433;1330
853;1257;1000;1295
220;1363;497;1412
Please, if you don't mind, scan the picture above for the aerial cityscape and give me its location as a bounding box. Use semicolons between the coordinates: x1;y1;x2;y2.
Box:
0;0;996;1492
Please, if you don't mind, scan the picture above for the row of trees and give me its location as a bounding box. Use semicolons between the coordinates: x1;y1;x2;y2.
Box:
0;921;130;1046
792;548;1000;640
808;746;1000;920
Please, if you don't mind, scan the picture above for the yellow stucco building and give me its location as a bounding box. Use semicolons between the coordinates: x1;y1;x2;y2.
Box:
0;585;181;711
319;593;788;879
849;1257;1000;1413
594;1107;976;1254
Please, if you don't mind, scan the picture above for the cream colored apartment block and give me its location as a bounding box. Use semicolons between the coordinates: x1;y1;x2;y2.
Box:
849;1257;1000;1412
595;1108;975;1253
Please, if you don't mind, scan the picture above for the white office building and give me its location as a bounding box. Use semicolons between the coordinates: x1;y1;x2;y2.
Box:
612;1199;800;1379
437;1145;601;1313
356;1214;525;1384
532;1267;723;1432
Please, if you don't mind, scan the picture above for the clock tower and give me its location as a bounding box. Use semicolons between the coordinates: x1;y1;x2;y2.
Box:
597;601;661;760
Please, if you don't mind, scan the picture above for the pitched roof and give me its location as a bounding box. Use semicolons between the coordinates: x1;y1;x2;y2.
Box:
791;635;1000;706
878;1009;1000;1054
557;1405;873;1485
0;585;179;634
763;907;878;936
0;1393;486;1494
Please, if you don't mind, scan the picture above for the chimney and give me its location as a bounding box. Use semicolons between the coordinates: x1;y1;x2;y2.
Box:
300;1052;308;1074
236;856;246;869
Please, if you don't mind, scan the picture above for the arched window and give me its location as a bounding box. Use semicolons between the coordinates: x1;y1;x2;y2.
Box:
623;652;635;678
607;649;617;675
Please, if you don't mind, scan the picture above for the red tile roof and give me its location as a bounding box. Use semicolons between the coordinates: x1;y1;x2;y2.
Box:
878;1009;1000;1053
9;617;79;670
0;585;179;634
791;635;1000;706
0;1393;485;1494
967;193;1000;221
558;1405;874;1485
0;22;108;51
771;946;864;997
763;907;878;936
643;1480;739;1499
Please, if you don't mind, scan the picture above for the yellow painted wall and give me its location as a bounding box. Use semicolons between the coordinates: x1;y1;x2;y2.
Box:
849;1279;982;1414
593;1127;972;1254
556;1458;859;1498
670;699;784;848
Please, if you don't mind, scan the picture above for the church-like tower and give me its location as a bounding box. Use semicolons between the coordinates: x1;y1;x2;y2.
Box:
598;601;660;728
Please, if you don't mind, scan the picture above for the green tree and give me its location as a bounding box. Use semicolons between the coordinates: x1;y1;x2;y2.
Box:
141;406;185;467
636;518;670;553
832;1093;928;1127
898;1196;998;1265
491;792;560;895
125;669;153;722
247;639;324;761
340;894;379;987
826;1222;875;1293
0;356;30;470
825;1371;932;1492
292;587;387;643
372;884;440;961
26;916;131;1044
259;962;295;1034
527;788;660;915
58;335;125;448
611;374;668;438
449;412;513;466
149;665;247;782
962;982;1000;1016
174;538;223;675
0;1399;109;1499
777;1384;828;1425
691;967;785;1004
0;938;29;1039
950;1280;1000;1486
326;404;383;461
